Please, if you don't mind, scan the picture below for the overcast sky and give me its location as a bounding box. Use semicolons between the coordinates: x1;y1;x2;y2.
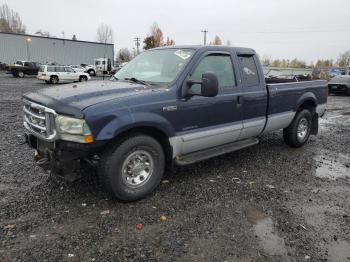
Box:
2;0;350;63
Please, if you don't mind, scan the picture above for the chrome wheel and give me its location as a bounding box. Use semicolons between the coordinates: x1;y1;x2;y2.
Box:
297;117;309;142
18;71;24;78
121;150;154;188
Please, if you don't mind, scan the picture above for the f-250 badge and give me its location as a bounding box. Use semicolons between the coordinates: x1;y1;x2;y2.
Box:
162;105;177;112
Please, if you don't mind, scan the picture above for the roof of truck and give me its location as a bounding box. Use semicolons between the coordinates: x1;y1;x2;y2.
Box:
153;45;256;56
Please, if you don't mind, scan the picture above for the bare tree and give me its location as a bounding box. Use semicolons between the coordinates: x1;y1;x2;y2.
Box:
226;40;232;46
336;51;350;67
212;35;222;45
165;36;175;46
117;48;132;62
150;22;163;47
96;24;114;43
0;4;26;33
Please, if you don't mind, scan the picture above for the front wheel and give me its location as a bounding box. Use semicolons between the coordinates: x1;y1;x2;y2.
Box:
283;109;312;148
18;71;24;78
98;135;165;202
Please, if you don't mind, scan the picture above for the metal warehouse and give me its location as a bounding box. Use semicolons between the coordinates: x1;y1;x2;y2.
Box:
0;32;114;65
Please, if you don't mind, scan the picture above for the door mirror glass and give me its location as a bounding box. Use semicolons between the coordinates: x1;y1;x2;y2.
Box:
187;72;219;97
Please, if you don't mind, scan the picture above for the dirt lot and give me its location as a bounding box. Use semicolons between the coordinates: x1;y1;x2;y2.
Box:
0;73;349;262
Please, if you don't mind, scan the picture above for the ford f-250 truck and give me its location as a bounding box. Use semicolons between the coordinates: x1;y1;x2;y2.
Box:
23;46;328;201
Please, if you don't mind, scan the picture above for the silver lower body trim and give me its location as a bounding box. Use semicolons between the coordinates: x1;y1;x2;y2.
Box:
263;111;295;133
170;122;242;157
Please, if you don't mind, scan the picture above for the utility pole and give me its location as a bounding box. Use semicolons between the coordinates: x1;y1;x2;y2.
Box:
201;29;208;45
134;37;141;54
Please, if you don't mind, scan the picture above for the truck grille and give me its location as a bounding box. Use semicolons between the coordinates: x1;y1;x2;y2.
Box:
23;100;57;141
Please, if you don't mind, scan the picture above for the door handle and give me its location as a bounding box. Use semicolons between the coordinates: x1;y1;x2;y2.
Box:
237;96;243;108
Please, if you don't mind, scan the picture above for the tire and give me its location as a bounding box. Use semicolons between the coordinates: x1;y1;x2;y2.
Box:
283;109;312;148
79;75;87;82
18;71;24;78
98;134;165;202
87;69;95;76
50;76;59;84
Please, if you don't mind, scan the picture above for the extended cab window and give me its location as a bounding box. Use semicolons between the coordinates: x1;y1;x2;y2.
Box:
191;55;235;90
239;56;259;86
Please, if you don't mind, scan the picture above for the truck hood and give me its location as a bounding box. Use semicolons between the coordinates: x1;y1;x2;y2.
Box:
23;80;153;117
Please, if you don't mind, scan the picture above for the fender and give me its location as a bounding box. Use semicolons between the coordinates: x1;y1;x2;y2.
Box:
94;111;176;140
295;92;317;111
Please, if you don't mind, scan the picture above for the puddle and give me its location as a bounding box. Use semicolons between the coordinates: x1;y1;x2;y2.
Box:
328;241;350;262
244;203;287;256
314;153;350;180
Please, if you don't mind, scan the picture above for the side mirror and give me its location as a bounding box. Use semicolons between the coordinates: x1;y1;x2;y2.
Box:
187;72;219;97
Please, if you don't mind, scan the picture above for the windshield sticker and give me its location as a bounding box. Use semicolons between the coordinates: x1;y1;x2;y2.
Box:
174;50;192;60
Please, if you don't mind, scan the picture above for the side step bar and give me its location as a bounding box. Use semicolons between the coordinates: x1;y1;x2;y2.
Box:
174;138;259;166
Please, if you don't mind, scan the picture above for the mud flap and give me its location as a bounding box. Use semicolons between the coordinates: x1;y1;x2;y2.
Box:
311;114;319;135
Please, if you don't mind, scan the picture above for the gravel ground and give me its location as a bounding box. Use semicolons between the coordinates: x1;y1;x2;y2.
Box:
0;73;350;262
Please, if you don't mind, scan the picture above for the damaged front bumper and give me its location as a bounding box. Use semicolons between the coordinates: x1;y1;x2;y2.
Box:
25;133;106;176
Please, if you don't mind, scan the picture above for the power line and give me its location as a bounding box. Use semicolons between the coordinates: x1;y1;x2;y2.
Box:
134;37;141;54
201;29;208;45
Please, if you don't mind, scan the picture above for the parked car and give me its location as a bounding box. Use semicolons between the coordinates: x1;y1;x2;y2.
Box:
328;75;350;95
8;61;41;77
37;65;90;84
23;46;328;201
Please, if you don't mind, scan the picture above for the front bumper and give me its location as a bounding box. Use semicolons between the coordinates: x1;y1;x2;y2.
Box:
25;133;106;175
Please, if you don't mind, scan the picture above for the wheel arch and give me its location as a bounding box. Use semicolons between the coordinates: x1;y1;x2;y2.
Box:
295;92;317;114
108;125;173;166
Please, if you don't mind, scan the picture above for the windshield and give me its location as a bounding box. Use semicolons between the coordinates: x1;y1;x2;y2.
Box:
114;48;195;85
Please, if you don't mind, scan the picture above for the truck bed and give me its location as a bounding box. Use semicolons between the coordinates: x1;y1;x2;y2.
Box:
266;80;328;116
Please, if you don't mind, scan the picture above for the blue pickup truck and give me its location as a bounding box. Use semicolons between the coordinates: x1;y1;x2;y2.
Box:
23;46;328;201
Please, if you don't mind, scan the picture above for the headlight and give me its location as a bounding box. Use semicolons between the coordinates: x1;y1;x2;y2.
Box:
55;116;93;143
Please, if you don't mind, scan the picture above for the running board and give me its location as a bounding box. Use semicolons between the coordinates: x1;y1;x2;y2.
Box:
174;138;259;166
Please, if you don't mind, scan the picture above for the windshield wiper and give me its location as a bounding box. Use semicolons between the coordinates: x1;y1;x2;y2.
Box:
124;77;150;87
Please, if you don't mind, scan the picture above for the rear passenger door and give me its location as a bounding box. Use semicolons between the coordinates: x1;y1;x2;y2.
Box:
237;54;267;139
175;52;243;155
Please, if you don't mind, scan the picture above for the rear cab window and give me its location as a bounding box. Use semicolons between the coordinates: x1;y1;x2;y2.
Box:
239;56;260;86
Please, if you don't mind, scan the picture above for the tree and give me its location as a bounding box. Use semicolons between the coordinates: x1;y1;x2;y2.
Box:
261;55;272;67
117;48;132;62
314;59;333;68
0;4;26;33
226;40;232;46
336;51;350;67
96;24;113;43
165;36;175;46
150;22;163;47
143;36;156;50
72;34;77;40
212;35;222;45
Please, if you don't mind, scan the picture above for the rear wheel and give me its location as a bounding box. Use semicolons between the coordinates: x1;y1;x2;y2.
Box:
50;76;59;84
283;109;312;148
98;134;165;202
87;69;95;76
79;75;87;82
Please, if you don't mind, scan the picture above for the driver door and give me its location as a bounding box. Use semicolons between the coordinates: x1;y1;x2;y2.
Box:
174;52;243;155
